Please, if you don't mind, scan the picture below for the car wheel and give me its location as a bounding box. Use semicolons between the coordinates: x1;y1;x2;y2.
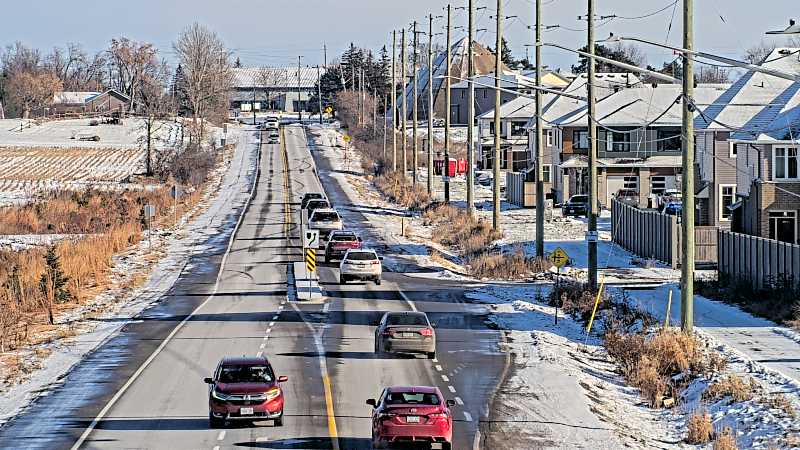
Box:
274;416;283;427
209;413;224;429
372;434;386;449
441;442;452;450
427;352;436;360
375;278;381;285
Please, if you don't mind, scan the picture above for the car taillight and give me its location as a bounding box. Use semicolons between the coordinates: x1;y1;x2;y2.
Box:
428;412;448;418
420;328;433;336
377;413;396;421
371;260;380;265
382;329;394;336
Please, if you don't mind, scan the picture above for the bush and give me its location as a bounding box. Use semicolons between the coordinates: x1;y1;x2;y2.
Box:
696;274;800;326
704;375;758;403
686;410;713;444
713;427;738;450
466;250;549;280
373;171;432;210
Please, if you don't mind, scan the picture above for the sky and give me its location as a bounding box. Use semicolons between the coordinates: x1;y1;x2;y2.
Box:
3;0;798;72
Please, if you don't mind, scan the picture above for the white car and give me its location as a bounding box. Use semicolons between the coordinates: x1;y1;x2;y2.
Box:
307;208;343;241
339;249;382;285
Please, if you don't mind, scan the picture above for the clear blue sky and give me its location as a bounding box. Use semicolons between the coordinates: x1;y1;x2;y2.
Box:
3;0;797;71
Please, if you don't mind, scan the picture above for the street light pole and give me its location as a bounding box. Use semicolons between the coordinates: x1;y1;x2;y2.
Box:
466;0;476;216
587;0;599;291
444;4;452;204
681;0;695;333
534;0;545;259
298;56;302;121
413;21;420;186
427;13;435;196
317;65;323;125
492;0;503;231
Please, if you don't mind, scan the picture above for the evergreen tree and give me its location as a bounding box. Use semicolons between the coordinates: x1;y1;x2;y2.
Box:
488;38;515;67
171;64;191;117
571;44;642;74
309;65;345;113
234;57;242;68
39;246;73;324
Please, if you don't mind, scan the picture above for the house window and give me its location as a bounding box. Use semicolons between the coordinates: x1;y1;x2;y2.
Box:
573;130;588;150
774;147;799;180
511;121;527;136
729;142;737;159
609;132;630;152
657;128;682;151
623;176;639;190
719;184;736;222
769;211;797;244
651;176;667;195
542;164;552;183
546;130;553;147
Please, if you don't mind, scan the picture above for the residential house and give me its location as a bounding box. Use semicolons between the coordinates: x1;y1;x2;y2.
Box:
554;82;729;208
85;89;130;114
696;47;800;242
51;91;100;115
230;67;326;115
452;72;541;128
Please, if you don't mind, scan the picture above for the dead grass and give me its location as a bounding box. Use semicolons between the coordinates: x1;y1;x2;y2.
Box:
686;410;714;444
373;171;432;210
423;205;501;257
766;393;797;418
713;427;739;450
466;250;550;280
704;375;759;403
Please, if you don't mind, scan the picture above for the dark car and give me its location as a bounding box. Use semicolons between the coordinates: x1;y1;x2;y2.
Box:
325;230;362;262
375;311;436;359
663;201;682;217
367;386;454;450
300;192;326;210
615;189;639;207
204;356;288;428
562;194;589;217
304;199;331;218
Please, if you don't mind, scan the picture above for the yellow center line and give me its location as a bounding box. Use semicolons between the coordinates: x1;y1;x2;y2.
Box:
280;125;339;450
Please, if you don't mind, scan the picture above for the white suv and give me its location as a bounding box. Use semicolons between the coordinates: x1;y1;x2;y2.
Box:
339;249;382;285
307;208;343;241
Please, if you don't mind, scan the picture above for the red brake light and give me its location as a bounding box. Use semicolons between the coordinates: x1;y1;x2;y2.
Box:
420;328;433;336
371;260;380;265
429;412;448;418
382;330;394;336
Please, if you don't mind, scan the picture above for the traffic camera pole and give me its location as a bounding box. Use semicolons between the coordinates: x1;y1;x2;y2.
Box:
681;0;695;333
534;0;545;258
492;0;503;232
587;0;599;291
444;4;452;203
427;13;435;196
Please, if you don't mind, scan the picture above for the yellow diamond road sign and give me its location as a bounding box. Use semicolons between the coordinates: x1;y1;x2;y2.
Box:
549;247;569;269
305;248;317;273
342;134;351;143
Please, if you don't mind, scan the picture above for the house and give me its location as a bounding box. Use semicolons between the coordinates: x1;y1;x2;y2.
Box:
230;67;326;115
520;69;572;90
85;90;130;114
451;72;536;127
553;82;729;208
51;91;100;115
696;48;800;243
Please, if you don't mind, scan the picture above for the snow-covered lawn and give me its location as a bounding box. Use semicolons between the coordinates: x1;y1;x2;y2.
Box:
0;118;181;149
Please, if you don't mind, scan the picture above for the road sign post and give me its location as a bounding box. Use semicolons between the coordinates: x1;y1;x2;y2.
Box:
302;229;320;300
549;247;570;325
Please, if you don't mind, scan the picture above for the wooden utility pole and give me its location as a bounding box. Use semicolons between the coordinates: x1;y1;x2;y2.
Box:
534;0;545;258
412;20;420;185
681;0;695;333
492;0;502;231
383;95;388;159
317;65;323;125
427;13;435;195
373;88;377;131
587;0;599;290
298;56;302;121
401;29;408;178
392;30;398;171
444;4;452;203
466;0;476;216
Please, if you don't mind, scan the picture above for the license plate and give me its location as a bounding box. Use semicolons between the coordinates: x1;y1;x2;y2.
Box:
240;407;254;415
400;332;416;338
406;415;420;423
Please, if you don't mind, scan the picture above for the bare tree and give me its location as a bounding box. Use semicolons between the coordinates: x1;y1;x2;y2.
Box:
106;38;161;112
256;68;279;111
173;23;233;143
5;71;62;118
137;61;174;176
743;41;777;65
696;66;730;83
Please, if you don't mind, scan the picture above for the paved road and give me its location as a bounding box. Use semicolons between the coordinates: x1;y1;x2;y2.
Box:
0;124;505;449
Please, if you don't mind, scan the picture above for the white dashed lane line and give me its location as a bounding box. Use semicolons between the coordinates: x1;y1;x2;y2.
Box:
441;375;449;382
269;321;275;327
447;385;456;393
272;315;279;321
463;411;473;422
435;365;443;372
216;431;225;441
454;396;464;405
259;343;266;349
256;351;263;357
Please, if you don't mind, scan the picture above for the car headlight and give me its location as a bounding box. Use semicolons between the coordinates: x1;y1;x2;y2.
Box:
211;389;231;401
265;387;282;402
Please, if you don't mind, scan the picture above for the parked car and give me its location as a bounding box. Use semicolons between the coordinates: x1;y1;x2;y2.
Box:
562;194;589;217
325;230;362;262
308;208;343;240
301;192;327;210
615;189;640;207
663;201;682;217
374;311;436;358
340;248;382;284
366;386;454;450
304;199;331;219
204;356;288;428
474;173;492;187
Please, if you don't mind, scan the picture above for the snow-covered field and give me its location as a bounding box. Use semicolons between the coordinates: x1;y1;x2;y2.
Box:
0;125;258;425
0;118;181;149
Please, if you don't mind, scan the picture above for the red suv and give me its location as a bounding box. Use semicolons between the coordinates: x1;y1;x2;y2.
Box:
367;386;454;449
204;356;288;428
324;230;362;262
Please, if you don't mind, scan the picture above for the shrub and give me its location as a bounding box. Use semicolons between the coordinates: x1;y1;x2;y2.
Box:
686;410;713;444
466;250;547;280
704;375;758;403
713;427;738;450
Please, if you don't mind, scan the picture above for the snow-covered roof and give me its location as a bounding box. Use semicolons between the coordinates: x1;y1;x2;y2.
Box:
232;67;325;89
477;94;557;120
561;154;681;168
696;48;800;142
559;83;730;128
53;92;100;105
451;72;537;90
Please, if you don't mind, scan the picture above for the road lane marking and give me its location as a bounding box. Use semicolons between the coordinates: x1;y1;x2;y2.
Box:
256;351;263;357
454;396;464;405
278;305;284;311
447;385;456;393
322;372;340;449
266;327;272;334
259;343;266;349
432;358;439;363
217;431;226;441
441;375;449;382
269;321;275;327
435;365;443;372
322;302;330;313
397;290;418;312
463;411;473;422
69;127;263;450
255;437;270;442
272;315;279;321
213;446;220;450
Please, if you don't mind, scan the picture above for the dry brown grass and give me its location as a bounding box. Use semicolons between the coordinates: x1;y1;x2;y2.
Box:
373;172;432;210
713;427;739;450
767;393;797;418
704;375;759;403
466;250;550;280
423;205;501;257
686;410;714;444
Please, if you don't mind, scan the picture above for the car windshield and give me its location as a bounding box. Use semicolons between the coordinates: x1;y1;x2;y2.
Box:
385;392;441;405
618;190;637;196
308;200;329;209
218;364;274;383
570;195;588;203
312;211;340;222
346;251;376;261
386;313;428;326
331;233;357;242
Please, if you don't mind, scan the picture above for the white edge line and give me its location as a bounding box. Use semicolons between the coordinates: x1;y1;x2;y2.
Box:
69;129;262;450
397;290;418;312
256;351;263;357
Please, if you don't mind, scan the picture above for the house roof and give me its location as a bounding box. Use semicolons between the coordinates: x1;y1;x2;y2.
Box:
560;154;681;168
477;94;557;120
558;83;730;128
85;89;131;103
696;48;800;142
53;92;100;105
451;72;538;90
232;67;325;89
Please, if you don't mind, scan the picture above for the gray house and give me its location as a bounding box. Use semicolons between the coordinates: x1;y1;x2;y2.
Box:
230;67;325;115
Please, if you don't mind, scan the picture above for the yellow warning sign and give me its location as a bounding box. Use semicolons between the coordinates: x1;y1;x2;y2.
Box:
549;247;570;268
305;248;317;273
342;134;351;143
324;106;333;114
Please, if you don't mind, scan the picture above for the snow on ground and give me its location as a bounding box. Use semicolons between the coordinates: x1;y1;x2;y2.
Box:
0;234;88;251
0;118;181;149
0;125;257;425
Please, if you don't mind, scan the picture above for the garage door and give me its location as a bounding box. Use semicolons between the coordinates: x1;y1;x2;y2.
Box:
606;176;639;206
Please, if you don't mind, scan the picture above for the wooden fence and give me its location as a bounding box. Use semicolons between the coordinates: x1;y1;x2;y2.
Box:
506;172;535;208
718;230;800;289
611;200;719;268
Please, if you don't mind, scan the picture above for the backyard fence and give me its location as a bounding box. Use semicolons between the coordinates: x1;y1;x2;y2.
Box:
718;230;800;289
506;172;535;208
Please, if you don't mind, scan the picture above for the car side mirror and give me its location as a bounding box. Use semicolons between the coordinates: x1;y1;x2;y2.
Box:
203;377;214;384
430;322;437;328
378;256;384;261
278;375;289;383
446;399;456;407
366;398;377;407
357;237;363;242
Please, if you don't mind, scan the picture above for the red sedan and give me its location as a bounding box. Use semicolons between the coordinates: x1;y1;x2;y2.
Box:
367;386;454;449
204;356;288;428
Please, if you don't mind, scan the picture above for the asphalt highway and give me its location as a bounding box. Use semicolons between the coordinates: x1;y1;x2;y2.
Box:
0;124;505;450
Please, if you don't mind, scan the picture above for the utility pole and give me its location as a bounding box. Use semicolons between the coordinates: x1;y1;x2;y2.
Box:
427;13;435;196
384;95;389;159
317;65;323;125
492;0;503;231
681;0;695;333
392;30;398;171
412;20;420;185
466;0;476;216
253;85;257;126
401;29;408;179
298;56;302;121
587;0;599;290
444;4;452;203
323;43;328;68
373;88;378;131
534;0;545;258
